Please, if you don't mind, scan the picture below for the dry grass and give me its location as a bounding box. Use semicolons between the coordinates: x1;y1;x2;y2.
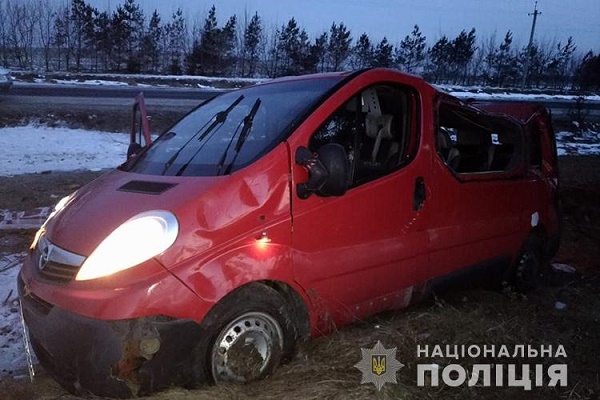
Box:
129;278;600;400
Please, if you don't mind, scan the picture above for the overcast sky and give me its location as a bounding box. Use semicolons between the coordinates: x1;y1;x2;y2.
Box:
93;0;599;53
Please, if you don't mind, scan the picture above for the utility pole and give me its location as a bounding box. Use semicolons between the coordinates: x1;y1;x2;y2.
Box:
521;1;541;89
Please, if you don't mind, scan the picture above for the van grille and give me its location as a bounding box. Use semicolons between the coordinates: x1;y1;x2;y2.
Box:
34;235;85;283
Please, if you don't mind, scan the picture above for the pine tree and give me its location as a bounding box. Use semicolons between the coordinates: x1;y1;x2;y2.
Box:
167;8;186;74
327;22;351;71
518;42;553;88
296;28;316;74
110;4;133;72
351;32;373;69
313;31;328;72
373;37;394;68
243;12;262;77
428;35;453;82
546;37;576;88
187;5;219;75
188;6;237;76
451;28;477;84
91;9;112;71
276;18;300;76
221;15;237;74
121;0;145;73
141;10;161;73
70;0;94;72
575;52;600;90
395;24;426;73
270;18;321;76
485;31;519;87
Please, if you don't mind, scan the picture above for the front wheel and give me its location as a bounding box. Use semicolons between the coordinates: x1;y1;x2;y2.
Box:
194;283;298;384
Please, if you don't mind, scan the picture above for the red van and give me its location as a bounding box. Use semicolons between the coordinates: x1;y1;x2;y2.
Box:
19;68;560;397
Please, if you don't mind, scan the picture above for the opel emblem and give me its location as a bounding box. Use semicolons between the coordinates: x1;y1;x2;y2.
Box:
38;237;51;271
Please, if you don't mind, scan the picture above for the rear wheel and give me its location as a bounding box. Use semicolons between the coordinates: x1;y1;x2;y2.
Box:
194;283;298;384
513;236;544;293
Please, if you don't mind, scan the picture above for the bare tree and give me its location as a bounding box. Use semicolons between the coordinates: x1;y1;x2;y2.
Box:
0;0;8;66
6;0;40;68
37;0;56;71
53;5;72;71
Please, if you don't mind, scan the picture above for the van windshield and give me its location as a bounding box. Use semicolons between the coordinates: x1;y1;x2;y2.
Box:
124;78;341;176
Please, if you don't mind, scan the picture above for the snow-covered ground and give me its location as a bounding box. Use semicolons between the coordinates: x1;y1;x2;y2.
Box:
29;72;264;84
556;130;600;156
448;90;600;103
0;124;128;176
0;252;32;379
16;72;264;90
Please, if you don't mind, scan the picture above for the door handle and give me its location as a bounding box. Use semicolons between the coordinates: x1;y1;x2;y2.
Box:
413;177;426;211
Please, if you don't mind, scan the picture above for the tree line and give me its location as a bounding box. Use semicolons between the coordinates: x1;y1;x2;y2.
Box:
0;0;598;89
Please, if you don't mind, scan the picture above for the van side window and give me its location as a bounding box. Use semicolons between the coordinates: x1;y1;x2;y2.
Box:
309;84;417;187
436;103;522;175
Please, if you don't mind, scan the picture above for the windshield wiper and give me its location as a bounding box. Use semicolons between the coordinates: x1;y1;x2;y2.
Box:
163;95;244;176
220;98;262;175
197;95;244;142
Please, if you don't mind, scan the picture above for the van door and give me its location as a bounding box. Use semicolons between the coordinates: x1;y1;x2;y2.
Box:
128;93;152;158
427;100;531;282
289;84;429;328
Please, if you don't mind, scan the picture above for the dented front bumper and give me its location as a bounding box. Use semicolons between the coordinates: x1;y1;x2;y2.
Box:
18;274;203;398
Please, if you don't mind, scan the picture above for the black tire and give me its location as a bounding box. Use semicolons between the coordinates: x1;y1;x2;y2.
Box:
192;283;298;384
513;236;544;293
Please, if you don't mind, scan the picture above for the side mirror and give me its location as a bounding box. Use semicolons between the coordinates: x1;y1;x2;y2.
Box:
295;144;349;199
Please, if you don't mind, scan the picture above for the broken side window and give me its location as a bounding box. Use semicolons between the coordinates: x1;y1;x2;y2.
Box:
437;103;523;175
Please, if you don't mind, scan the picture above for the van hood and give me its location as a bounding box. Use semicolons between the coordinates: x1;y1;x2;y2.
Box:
45;170;218;256
45;159;291;263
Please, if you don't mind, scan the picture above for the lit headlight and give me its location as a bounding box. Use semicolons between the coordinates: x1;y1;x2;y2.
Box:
75;210;178;281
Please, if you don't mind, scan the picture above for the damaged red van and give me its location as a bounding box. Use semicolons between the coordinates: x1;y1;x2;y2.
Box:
19;68;561;397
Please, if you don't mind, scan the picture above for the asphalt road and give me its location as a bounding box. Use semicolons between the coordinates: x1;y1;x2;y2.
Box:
5;84;219;111
10;83;220;100
4;83;600;118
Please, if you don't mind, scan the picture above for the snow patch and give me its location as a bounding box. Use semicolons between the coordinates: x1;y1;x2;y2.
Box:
0;253;34;380
555;130;600;156
0;125;128;176
0;208;51;230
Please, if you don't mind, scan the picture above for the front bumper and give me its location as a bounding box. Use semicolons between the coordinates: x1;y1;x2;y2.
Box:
18;273;203;398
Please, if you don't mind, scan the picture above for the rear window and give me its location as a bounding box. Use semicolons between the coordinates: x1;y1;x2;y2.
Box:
124;78;341;176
